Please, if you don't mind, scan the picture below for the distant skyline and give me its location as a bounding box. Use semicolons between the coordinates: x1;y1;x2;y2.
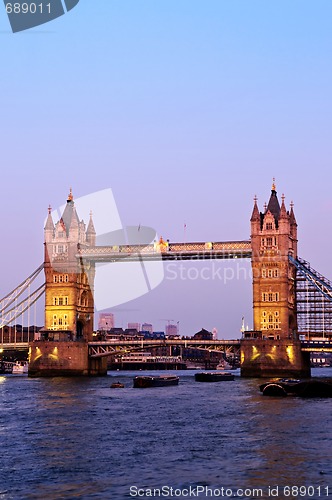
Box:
1;1;332;338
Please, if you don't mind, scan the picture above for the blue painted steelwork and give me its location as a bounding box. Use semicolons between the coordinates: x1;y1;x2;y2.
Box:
289;255;332;302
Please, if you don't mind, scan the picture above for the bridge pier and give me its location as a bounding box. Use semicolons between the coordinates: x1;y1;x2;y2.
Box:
240;339;311;378
28;340;107;377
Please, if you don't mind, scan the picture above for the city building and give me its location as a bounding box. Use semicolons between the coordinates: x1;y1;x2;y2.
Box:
128;322;140;331
165;323;178;337
98;313;114;331
141;323;153;334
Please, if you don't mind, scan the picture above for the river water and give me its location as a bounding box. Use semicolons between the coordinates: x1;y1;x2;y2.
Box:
1;369;331;500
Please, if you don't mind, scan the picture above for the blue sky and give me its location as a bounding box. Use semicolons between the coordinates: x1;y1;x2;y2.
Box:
1;1;332;337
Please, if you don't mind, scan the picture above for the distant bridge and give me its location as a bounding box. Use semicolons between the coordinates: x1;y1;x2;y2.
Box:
88;338;241;358
4;339;332;357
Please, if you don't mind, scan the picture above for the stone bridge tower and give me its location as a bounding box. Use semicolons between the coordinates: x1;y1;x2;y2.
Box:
29;190;106;377
241;181;310;378
250;180;298;339
43;189;96;342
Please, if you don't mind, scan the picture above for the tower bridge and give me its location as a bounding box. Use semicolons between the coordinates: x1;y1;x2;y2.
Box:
1;182;332;377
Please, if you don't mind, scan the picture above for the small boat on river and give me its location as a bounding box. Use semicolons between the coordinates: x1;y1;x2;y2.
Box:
12;361;28;375
260;378;332;398
195;372;235;382
0;361;14;374
133;375;179;388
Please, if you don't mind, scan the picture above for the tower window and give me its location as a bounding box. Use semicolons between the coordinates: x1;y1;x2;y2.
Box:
266;237;273;247
266;222;273;230
262;292;279;302
53;275;58;283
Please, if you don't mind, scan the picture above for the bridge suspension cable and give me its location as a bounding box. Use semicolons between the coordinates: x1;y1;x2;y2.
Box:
0;283;45;328
0;264;44;314
0;264;45;332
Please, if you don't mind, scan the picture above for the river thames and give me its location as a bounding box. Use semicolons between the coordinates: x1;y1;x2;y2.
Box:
1;369;331;500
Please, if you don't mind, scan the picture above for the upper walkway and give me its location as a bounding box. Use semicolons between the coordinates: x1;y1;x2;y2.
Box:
77;240;252;262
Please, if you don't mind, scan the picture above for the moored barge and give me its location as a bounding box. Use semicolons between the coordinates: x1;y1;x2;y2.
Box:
133;375;180;388
195;372;235;382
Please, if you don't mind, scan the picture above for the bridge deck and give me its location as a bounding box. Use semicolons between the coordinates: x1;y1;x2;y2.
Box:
2;339;332;354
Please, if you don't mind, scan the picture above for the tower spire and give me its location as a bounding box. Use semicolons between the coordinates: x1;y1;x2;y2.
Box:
86;210;96;245
289;201;297;226
250;195;260;222
279;193;288;219
44;206;54;231
67;187;73;202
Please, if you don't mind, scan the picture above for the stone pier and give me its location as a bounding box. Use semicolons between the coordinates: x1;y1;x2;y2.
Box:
28;341;107;377
240;339;311;378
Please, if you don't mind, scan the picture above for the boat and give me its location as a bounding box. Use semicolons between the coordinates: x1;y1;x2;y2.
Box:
12;361;28;374
110;382;125;388
109;352;186;371
216;360;233;370
260;378;332;398
195;372;235;382
259;378;300;395
261;383;288;397
0;361;14;374
133;375;179;388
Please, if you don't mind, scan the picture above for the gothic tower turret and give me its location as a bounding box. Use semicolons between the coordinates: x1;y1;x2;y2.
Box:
43;190;95;342
251;181;298;339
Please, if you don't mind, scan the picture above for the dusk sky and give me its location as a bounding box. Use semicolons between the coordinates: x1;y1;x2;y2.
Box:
1;1;332;338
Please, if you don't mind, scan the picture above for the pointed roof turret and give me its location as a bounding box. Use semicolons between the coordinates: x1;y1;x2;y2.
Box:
250;195;260;222
60;188;80;236
279;194;288;219
289;201;297;226
86;211;96;235
86;210;96;245
266;178;280;222
44;205;54;231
